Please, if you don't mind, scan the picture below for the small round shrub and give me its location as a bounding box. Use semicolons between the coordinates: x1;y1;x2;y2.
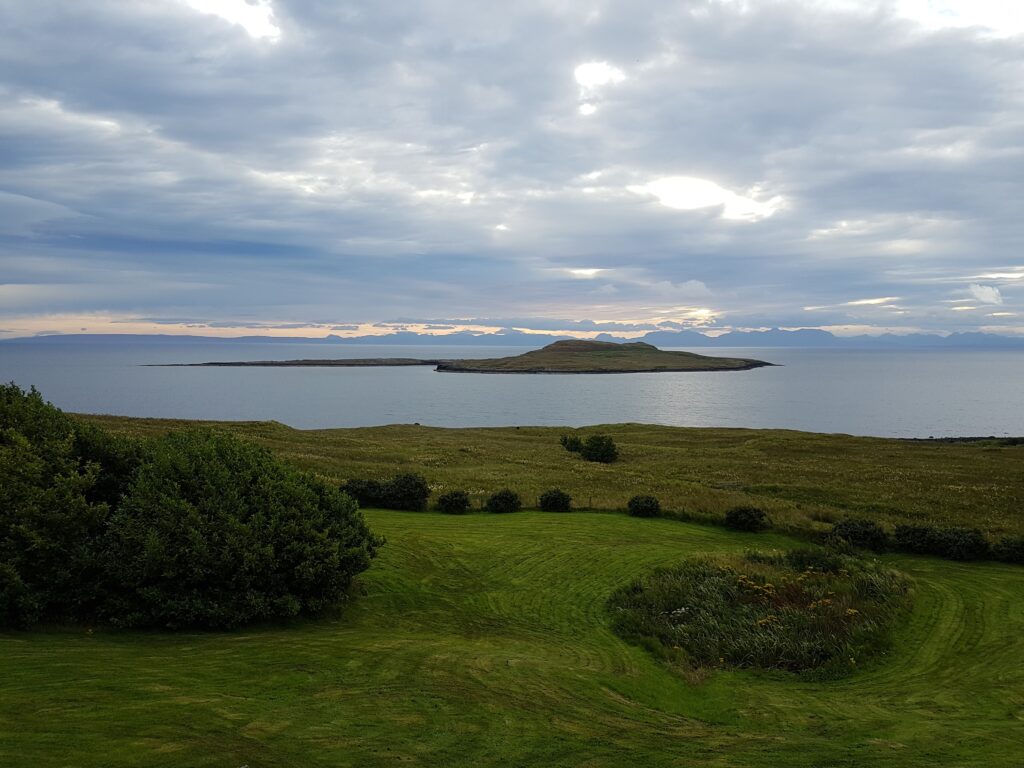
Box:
384;473;431;511
724;506;769;532
341;478;388;508
580;434;619;463
539;489;572;512
627;495;661;518
486;489;522;514
831;519;889;551
993;536;1024;564
559;434;582;453
436;490;471;514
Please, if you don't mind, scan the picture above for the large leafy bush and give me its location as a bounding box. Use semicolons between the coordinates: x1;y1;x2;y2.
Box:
0;384;382;630
0;384;139;626
104;430;382;628
609;550;910;677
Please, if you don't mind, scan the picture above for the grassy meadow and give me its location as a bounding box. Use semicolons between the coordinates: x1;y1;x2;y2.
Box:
2;511;1023;766
80;416;1024;537
2;416;1023;766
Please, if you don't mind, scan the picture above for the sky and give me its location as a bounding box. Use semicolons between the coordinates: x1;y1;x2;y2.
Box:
1;0;1023;340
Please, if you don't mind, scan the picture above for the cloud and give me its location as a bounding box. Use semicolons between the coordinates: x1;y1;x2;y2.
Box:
844;297;902;306
1;0;1023;338
968;283;1003;305
575;61;626;91
629;177;784;222
181;0;281;41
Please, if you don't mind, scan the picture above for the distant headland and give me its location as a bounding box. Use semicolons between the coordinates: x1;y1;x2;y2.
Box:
160;339;773;374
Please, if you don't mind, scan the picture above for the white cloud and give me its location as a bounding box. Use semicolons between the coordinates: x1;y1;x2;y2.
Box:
181;0;280;41
629;177;783;222
892;0;1024;37
968;283;1003;304
574;62;626;90
844;297;901;306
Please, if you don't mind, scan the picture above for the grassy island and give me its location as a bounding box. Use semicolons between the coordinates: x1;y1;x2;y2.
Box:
435;340;770;373
173;339;771;373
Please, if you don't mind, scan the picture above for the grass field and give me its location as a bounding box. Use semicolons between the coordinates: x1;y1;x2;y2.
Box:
2;510;1022;766
79;416;1024;537
4;416;1023;766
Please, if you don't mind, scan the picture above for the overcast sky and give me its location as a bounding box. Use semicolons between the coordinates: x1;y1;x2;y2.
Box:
1;0;1022;339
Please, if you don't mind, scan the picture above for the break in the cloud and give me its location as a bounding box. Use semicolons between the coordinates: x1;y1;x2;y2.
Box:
1;0;1023;339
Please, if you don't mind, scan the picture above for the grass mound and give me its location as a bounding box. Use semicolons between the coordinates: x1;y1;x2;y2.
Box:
609;549;911;676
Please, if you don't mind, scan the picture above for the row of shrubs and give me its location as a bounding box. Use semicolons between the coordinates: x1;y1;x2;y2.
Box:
344;475;774;535
341;470;1022;568
1;384;382;629
343;476;574;515
625;495;772;533
342;474;670;518
829;518;1024;563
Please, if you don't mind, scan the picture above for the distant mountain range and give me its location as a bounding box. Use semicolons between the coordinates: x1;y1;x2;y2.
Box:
5;328;1024;348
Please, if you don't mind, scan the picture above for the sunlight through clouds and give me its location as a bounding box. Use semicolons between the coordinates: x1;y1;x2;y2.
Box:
628;177;784;222
574;62;626;90
573;62;625;116
181;0;281;41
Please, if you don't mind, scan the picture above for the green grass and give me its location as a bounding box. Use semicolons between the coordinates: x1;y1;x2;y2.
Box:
78;416;1024;537
1;511;1022;766
5;416;1020;765
438;339;769;372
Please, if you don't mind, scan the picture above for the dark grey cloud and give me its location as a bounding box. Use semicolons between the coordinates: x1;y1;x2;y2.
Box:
1;0;1022;336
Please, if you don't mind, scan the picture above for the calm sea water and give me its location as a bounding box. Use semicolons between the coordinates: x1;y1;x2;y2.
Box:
1;342;1022;437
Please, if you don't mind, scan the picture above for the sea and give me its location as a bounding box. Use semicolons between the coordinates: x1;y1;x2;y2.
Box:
1;342;1022;438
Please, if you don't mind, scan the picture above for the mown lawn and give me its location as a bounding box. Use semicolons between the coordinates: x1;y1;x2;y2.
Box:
2;510;1023;767
80;416;1024;536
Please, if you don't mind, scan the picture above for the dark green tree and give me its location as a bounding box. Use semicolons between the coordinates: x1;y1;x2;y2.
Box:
580;435;619;463
104;430;382;628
